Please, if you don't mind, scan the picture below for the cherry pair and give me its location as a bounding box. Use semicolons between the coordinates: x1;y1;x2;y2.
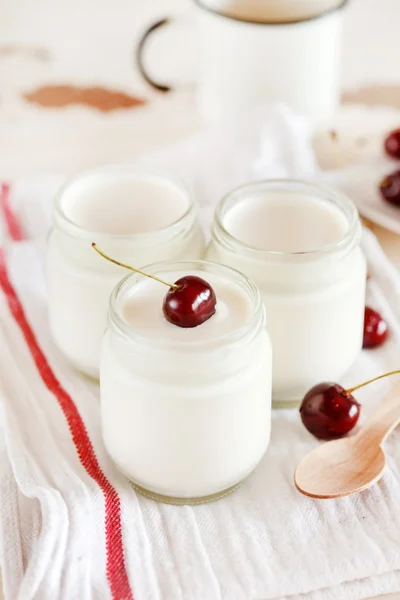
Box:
380;129;400;206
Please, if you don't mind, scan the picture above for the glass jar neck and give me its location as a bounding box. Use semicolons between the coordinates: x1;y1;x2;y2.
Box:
212;179;362;267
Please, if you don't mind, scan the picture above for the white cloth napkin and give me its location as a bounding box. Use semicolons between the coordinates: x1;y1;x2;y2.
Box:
1;106;400;600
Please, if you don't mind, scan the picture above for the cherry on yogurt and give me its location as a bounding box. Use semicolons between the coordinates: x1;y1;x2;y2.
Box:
91;243;217;328
163;275;216;328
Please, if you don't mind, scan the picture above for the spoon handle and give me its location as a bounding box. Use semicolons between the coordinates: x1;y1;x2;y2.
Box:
357;380;400;446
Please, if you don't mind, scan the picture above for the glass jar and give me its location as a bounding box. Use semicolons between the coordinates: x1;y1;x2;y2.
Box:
206;179;366;406
47;166;205;378
100;260;271;505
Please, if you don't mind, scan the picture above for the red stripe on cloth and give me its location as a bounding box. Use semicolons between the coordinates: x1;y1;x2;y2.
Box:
0;184;25;241
0;250;133;600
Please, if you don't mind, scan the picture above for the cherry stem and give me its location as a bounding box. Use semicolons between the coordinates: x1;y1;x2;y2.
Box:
91;243;179;290
380;177;391;189
346;369;400;395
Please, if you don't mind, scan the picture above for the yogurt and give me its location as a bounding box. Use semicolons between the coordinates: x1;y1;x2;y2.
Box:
47;166;204;377
206;179;366;405
222;192;348;252
100;261;272;503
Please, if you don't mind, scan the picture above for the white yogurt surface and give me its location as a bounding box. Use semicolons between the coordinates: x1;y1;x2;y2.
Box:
121;271;252;343
223;192;348;252
60;170;189;234
100;267;271;500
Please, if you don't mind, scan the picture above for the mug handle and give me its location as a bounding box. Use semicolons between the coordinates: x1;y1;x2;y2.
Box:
136;18;177;93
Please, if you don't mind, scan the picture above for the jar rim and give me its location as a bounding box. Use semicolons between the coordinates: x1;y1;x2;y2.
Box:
195;0;348;26
213;178;360;259
53;165;197;243
109;259;264;351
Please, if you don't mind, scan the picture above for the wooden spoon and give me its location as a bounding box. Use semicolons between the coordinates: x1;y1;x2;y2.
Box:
294;381;400;499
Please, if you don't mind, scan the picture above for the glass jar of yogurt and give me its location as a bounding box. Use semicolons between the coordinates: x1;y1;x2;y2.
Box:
101;260;271;504
206;180;366;406
47;166;204;378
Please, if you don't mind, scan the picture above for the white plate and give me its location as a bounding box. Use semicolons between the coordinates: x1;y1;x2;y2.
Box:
316;103;400;235
322;161;400;236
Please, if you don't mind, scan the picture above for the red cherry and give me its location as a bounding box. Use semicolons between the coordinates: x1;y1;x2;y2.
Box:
90;244;218;329
384;128;400;159
379;170;400;206
163;275;216;328
300;382;361;440
363;306;389;348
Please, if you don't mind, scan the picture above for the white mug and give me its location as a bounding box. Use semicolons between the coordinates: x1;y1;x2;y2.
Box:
136;0;348;124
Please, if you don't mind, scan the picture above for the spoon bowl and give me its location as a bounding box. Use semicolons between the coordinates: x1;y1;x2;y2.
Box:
295;436;386;499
